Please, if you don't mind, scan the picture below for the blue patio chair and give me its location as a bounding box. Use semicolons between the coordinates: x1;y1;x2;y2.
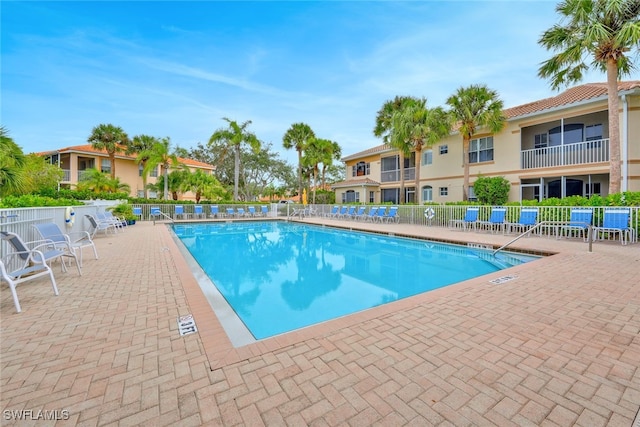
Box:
247;206;258;217
506;208;538;235
85;214;117;238
133;207;143;219
351;206;367;221
477;207;507;234
382;206;399;223
174;205;186;220
449;207;480;231
237;207;247;217
150;207;162;221
333;206;348;219
339;206;356;219
226;208;236;217
325;206;339;218
559;208;593;241
210;205;220;218
363;207;378;222
373;207;387;222
593;209;634;245
193;205;204;219
260;206;269;217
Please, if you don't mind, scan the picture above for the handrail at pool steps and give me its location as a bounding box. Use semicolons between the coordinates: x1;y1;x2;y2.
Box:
150;207;174;225
493;220;594;255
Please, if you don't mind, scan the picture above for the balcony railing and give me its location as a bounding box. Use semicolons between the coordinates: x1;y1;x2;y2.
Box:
521;139;609;169
381;167;415;183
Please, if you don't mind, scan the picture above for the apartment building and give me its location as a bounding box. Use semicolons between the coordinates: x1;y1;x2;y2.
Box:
333;81;640;204
40;144;215;201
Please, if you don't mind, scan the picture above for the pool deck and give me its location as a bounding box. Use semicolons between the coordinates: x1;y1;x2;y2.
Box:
1;218;639;426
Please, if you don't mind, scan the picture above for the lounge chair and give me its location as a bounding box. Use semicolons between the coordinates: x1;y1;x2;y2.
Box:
506;208;538;235
85;214;117;238
333;206;348;219
102;211;127;230
0;230;81;276
133;207;143;219
226;208;236;217
174;205;186;220
210;205;220;218
150;207;162;221
247;206;258;217
260;206;269;217
339;206;356;219
477;207;507;234
449;207;479;231
237;207;247;217
559;208;593;241
193;205;205;219
0;246;59;313
351;206;367;221
593;208;635;245
363;207;379;222
382;206;399;223
373;207;387;222
33;222;98;267
325;206;339;218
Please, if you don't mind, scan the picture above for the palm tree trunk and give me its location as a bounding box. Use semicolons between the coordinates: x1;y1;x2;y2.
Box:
297;150;303;203
606;60;621;194
313;166;318;204
398;152;405;204
462;136;470;201
234;146;240;201
163;165;169;200
109;153;116;179
414;144;422;203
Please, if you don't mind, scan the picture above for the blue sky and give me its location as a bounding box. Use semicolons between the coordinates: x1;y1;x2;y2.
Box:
2;1;607;166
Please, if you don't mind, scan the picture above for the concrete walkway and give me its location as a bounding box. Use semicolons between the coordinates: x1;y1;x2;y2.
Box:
1;219;638;426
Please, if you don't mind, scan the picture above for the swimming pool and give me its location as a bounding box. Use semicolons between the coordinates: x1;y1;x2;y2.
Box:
172;221;537;341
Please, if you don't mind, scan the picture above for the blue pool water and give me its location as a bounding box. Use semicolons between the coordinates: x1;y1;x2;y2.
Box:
173;221;537;340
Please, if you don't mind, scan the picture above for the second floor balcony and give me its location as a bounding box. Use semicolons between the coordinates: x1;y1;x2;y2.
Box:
381;167;415;183
521;138;609;169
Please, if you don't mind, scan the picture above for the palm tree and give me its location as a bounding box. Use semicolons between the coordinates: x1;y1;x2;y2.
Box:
75;169;129;193
374;96;415;203
138;137;181;200
126;134;159;199
320;140;341;190
391;99;452;202
446;85;506;201
0;126;28;196
538;0;640;195
209;118;260;201
303;138;327;204
87;124;129;179
283;123;315;202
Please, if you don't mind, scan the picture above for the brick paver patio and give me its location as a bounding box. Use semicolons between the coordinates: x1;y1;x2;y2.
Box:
1;219;639;426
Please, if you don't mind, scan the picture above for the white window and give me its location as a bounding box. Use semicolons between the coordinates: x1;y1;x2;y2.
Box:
423;150;433;165
439;145;448;155
439;187;448;196
101;159;111;174
369;191;375;203
469;137;493;163
422;186;433;202
468;186;477;201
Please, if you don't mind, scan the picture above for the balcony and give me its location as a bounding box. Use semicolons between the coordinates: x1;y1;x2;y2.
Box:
60;169;93;183
381;167;415;183
521;139;609;169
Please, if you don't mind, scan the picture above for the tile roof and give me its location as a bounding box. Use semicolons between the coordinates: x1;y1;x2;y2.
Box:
39;144;215;169
331;177;380;189
504;80;640;118
342;81;640;161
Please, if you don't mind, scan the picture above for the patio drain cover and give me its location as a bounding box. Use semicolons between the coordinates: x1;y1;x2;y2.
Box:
178;314;198;336
489;275;518;285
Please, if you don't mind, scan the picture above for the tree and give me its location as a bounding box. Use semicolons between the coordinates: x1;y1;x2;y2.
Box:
320;140;341;189
391;98;451;203
374;96;415;203
538;0;640;195
87;124;130;179
304;138;339;204
209;118;260;201
76;169;130;194
283;123;315;203
183;169;226;202
23;154;64;194
0;126;28;196
137;137;181;200
446;85;506;201
127;134;159;199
